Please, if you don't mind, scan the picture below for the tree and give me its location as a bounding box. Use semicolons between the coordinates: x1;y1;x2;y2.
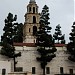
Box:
67;22;75;61
13;23;23;43
1;13;21;71
53;24;65;44
36;5;57;75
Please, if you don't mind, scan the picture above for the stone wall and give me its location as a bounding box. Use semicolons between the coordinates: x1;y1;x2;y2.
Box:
15;45;75;75
8;72;32;75
1;45;75;75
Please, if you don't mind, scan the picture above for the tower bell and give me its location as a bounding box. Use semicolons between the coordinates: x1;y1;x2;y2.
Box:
23;0;40;43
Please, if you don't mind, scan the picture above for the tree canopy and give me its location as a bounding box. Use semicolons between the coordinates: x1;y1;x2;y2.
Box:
1;13;21;71
67;22;75;62
53;24;65;44
36;5;57;75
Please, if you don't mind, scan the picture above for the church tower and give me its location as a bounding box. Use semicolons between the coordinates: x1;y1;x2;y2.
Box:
23;0;40;43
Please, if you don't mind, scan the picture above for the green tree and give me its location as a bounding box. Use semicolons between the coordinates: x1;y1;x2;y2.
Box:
13;23;23;43
36;5;57;75
67;22;75;61
53;24;65;44
1;13;21;71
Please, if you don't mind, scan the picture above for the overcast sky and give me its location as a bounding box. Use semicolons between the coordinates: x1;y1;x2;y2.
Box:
0;0;75;43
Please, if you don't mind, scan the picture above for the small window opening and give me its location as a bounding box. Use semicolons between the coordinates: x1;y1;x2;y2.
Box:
33;26;37;35
2;69;6;75
46;67;50;74
60;67;64;74
32;67;36;74
36;7;37;13
15;67;23;72
69;69;73;74
33;7;35;13
33;16;36;23
29;28;30;32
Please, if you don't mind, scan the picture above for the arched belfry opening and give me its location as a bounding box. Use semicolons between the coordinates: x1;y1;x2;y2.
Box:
29;7;31;12
33;16;36;23
33;7;35;13
33;26;37;35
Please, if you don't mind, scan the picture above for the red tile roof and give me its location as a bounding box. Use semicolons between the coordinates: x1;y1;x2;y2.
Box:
13;43;66;47
13;43;37;47
55;44;66;47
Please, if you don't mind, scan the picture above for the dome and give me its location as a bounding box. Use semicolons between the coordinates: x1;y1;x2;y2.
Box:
30;0;36;3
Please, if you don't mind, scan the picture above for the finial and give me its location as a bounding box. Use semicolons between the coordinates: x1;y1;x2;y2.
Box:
30;0;36;3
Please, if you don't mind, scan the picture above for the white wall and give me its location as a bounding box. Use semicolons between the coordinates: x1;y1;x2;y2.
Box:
0;61;11;75
0;45;75;75
15;46;75;75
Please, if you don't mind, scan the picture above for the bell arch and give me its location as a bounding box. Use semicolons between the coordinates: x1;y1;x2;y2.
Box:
33;7;35;13
33;16;36;23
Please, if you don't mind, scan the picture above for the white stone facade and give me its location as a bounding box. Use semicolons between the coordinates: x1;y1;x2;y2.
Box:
0;48;11;75
15;45;75;75
0;45;75;75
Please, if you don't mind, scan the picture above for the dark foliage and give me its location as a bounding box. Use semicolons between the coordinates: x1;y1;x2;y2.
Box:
13;23;23;43
53;24;65;44
36;5;57;75
1;13;21;71
67;22;75;62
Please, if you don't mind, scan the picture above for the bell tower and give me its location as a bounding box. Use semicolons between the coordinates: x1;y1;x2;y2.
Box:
23;0;40;43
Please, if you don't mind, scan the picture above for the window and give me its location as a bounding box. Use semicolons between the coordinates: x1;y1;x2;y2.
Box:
36;7;38;13
33;7;35;13
33;16;36;23
29;28;30;32
15;67;23;72
33;26;37;35
34;40;35;43
46;67;50;74
29;7;31;12
32;67;36;74
27;7;28;12
69;69;73;74
60;67;63;74
2;69;6;75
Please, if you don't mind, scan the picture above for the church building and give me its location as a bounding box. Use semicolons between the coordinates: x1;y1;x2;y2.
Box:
0;0;75;75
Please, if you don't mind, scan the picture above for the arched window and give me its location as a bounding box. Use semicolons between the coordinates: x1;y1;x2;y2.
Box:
33;16;36;23
2;69;6;75
33;7;35;13
36;7;37;13
29;7;31;12
33;26;37;35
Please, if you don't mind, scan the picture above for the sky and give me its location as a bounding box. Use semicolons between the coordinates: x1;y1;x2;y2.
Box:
0;0;75;43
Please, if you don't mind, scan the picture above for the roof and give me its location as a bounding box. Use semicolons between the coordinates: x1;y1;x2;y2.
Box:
13;43;37;47
55;44;66;47
13;43;66;47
